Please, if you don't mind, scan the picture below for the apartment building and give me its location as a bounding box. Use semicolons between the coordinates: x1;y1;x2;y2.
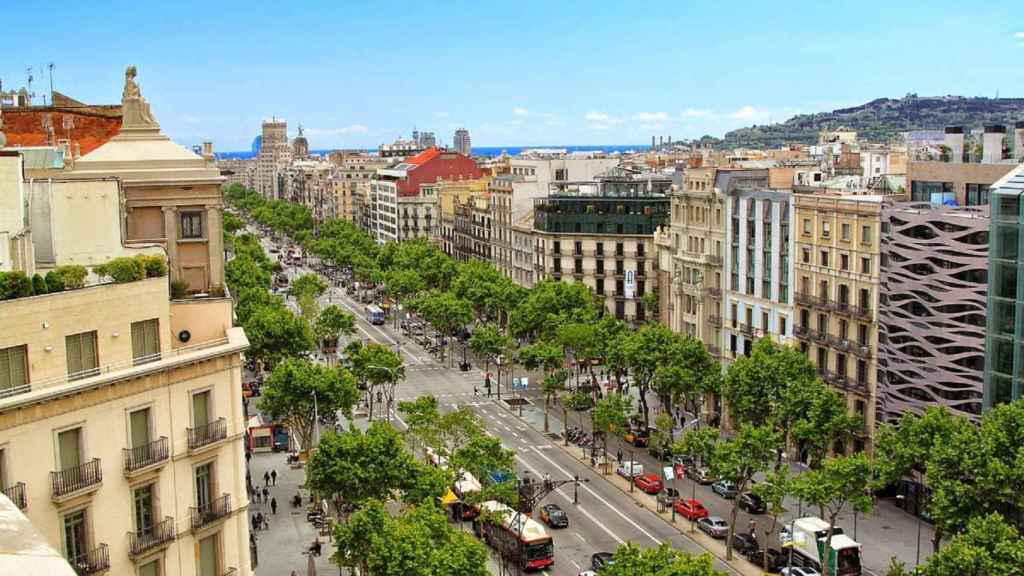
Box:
878;202;989;423
438;176;491;258
256;119;289;199
0;71;252;576
793;194;882;454
217;158;256;190
533;168;670;323
657;167;727;357
906;124;1021;206
723;172;795;360
281;159;334;221
985;164;1024;410
371;148;483;244
489;174;519;278
511;213;537;288
328;153;390;223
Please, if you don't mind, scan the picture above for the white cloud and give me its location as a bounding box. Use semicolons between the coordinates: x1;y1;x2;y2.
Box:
584;110;623;125
513;107;529;117
306;124;369;136
730;106;761;120
182;114;201;124
434;111;450;118
1014;31;1024;38
632;111;669;122
681;108;713;118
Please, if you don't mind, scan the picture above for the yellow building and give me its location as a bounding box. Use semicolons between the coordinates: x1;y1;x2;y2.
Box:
0;68;252;576
793;193;881;455
437;175;491;258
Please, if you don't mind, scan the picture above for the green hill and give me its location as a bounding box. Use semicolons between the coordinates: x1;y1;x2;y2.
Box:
722;95;1024;148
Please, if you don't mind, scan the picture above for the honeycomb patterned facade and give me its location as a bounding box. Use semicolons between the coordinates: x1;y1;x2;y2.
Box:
878;202;989;422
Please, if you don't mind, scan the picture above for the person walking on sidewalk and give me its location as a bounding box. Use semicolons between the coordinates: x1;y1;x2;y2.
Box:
263;470;270;487
262;486;269;503
617;447;623;463
271;497;278;515
271;469;278;486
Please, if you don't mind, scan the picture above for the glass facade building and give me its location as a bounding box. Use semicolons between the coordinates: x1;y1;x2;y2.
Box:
985;165;1024;410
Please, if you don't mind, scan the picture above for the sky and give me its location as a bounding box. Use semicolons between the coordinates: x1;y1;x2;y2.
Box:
3;1;1023;151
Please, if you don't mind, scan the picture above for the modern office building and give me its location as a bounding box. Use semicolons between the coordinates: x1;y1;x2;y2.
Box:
257;119;289;199
877;201;990;422
723;172;795;361
532;167;670;323
984;164;1024;409
793;194;882;454
906;125;1019;206
453;128;471;156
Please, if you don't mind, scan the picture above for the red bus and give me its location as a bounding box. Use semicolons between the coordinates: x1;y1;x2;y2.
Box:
474;501;554;571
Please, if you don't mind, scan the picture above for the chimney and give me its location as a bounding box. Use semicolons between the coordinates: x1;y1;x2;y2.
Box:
1015;121;1024;161
983;125;1005;164
944;126;964;163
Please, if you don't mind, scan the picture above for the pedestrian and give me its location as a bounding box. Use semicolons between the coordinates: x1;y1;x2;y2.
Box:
263;470;270;487
617;447;623;463
271;469;278;486
262;486;269;503
245;450;252;465
251;514;259;532
255;512;263;531
271;497;278;515
748;519;757;537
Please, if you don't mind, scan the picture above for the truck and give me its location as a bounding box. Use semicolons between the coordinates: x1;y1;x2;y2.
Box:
787;517;862;576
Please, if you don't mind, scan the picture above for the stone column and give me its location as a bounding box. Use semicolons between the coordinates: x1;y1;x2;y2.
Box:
162;206;179;281
206;205;224;291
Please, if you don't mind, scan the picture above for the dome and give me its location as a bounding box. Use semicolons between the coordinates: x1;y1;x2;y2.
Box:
292;124;309;158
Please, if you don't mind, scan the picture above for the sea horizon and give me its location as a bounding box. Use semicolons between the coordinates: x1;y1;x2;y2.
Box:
215;144;652;160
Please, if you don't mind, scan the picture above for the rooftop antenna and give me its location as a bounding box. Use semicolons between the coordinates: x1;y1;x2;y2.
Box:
47;62;55;104
25;66;34;105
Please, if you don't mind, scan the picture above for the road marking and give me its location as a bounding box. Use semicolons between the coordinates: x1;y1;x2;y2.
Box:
529;446;662;546
575;533;586;543
514;454;624;545
571;560;581;570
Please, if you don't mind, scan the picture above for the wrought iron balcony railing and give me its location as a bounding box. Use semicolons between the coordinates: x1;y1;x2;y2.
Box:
128;516;176;556
190;494;231;531
123;437;169;473
50;459;102;499
187;418;227;451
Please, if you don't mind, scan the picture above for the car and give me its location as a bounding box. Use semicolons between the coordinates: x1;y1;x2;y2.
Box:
615;461;643;479
577;572;597;576
738;492;767;514
779;525;793;545
672;454;695;468
673;498;709;521
648;442;673;461
539;504;568;528
634;473;663;494
687;466;717;485
591;552;615;570
712;479;738;499
629;428;651;447
656;487;680;508
268;247;280;254
731;532;761;560
696;516;730;539
780;568;821;576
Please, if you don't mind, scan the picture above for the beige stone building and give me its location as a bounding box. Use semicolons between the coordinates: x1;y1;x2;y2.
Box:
0;68;252;576
657;167;727;358
328;153;390;223
793;193;881;455
257;119;289;199
437;176;491;258
489;174;518;278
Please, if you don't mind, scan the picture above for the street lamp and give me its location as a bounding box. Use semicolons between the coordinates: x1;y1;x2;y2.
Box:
366;364;400;422
896;492;923;566
311;390;319;447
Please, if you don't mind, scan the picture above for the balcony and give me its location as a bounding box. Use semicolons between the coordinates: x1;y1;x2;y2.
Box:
128;516;176;557
707;345;721;357
832;337;852;352
795;292;816;307
707;254;723;266
122;437;169;477
71;543;109;575
707;287;722;299
191;494;232;532
2;482;27;510
50;458;103;501
739;323;756;336
852;343;873;359
794;325;809;340
810;329;828;344
834;301;851;316
222;569;238;576
852;305;872;320
708;314;722;327
816;296;835;311
188;418;228;452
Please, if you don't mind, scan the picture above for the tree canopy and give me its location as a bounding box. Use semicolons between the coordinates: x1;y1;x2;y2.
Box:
259;358;358;453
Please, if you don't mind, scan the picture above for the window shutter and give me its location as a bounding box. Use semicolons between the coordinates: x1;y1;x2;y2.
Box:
132;322;146;360
66;335;82;377
81;332;98;374
9;347;26;388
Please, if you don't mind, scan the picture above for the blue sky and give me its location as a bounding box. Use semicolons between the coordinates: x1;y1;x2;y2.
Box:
3;1;1023;150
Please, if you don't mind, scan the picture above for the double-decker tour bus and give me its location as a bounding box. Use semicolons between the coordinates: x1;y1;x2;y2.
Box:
473;501;554;571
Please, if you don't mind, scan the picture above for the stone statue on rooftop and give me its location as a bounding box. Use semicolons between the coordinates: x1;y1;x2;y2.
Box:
121;65;159;130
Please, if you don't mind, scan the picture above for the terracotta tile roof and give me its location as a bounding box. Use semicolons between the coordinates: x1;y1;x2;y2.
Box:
404;147;441;166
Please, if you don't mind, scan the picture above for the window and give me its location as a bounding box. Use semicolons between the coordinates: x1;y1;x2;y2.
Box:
139;560;161;576
861;224;873;244
802;219;811;235
132;319;160;364
574;259;583;274
637;280;645;296
965;183;990;206
195;462;213;512
616;260;624;275
552;241;560;255
134;484;155;536
596;260;605;275
0;345;28;393
63;509;89;563
574;241;582;256
596;278;605;295
762;311;770;333
180;212;203;239
615;242;624;257
130;408;151;450
198;533;219;576
801;247;810;263
637;243;645;257
780;316;787;335
66;331;99;381
821;221;831;238
596;242;604;256
615;300;625;320
637;260;645;277
861;257;871;274
840;254;850;271
552;258;561;273
820;250;829;267
192;390;211;429
841;223;851;241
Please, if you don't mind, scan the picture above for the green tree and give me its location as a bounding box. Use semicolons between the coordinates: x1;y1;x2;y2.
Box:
451;259;505;321
790;454;874;576
621;323;678;427
706;424;781;559
789;382;863;469
414;291;474;367
384;269;426;327
917;513;1024;576
289;273;328;324
593;392;632;463
333;499;490;576
398;396;485;459
751;468;791;568
348;342;405;421
468;323;510;380
540;368;568;433
603;543;726;576
308;422;418;507
259;358;358;454
723;338;817;428
315;305;356;351
242;302;314;369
